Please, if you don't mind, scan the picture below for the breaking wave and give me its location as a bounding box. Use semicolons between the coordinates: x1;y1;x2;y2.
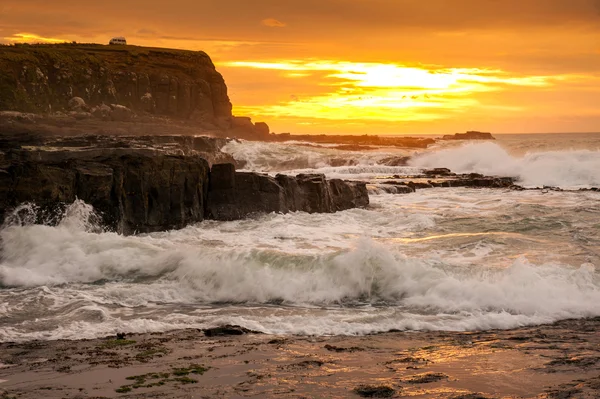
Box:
1;200;598;339
409;142;600;188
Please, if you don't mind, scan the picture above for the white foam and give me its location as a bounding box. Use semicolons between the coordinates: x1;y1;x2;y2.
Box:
223;139;415;174
1;183;599;340
409;142;600;188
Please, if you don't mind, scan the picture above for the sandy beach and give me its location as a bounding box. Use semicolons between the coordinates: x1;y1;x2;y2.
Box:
1;318;599;399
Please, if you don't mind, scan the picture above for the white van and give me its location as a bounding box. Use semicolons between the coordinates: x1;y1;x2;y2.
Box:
109;37;127;45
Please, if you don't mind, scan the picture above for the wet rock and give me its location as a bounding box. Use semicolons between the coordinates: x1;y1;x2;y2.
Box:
353;385;396;397
281;360;325;370
206;165;369;220
206;164;286;220
68;97;87;111
378;156;410;166
423;168;454;176
407;181;434;189
203;325;257;337
324;344;365;352
110;104;134;122
404;372;448;383
369;184;414;195
91;104;112;120
545;356;600;368
329;158;358;167
0;150;209;234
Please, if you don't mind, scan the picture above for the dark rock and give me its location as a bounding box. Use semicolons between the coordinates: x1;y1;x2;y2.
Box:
353;385;396;398
0;150;209;234
203;325;257;337
423;168;454;176
404;372;448;384
442;131;495;140
450;394;495;399
378;156;410;166
407;181;434;189
206;165;286;220
324;344;364;352
68;97;87;111
254;122;270;137
206;165;368;221
0;45;232;126
0;134;371;234
329;158;358;167
369;184;414;195
109;104;134;122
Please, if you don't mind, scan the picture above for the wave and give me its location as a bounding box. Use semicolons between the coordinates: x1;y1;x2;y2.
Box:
1;205;598;319
223;140;415;172
409;142;600;188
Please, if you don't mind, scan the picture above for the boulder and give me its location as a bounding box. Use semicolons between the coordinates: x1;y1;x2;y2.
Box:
68;97;87;111
423;168;454;177
109;104;134;122
91;104;112;120
254;122;270;137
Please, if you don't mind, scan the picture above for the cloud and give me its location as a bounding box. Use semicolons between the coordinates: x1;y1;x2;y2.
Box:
2;32;66;43
261;18;286;28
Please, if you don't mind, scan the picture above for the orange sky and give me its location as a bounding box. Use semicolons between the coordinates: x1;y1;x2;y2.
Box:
1;0;599;134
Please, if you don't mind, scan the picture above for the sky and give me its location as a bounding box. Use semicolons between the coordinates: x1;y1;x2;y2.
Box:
1;0;599;134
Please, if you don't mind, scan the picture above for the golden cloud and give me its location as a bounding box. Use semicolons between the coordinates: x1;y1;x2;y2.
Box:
221;59;574;123
3;32;67;44
261;18;287;28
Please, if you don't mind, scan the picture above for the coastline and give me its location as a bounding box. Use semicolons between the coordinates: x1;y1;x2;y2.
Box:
1;317;599;398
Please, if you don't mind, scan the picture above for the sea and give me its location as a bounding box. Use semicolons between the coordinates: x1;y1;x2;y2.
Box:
1;133;599;341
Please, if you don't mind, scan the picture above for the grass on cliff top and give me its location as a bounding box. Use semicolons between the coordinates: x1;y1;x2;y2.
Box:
0;42;214;79
0;42;211;60
0;42;215;111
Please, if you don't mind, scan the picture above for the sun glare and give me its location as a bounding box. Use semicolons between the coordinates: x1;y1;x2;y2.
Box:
3;33;67;44
222;60;561;123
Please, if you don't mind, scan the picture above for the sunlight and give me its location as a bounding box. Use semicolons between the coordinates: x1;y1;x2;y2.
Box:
3;33;67;44
222;59;559;122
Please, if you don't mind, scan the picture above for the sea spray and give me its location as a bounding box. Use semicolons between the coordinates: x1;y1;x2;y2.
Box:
409;142;600;188
1;136;599;341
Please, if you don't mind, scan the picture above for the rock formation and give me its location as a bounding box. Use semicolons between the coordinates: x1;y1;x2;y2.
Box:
442;131;495;140
0;44;270;140
0;149;210;234
0;134;370;233
206;164;369;221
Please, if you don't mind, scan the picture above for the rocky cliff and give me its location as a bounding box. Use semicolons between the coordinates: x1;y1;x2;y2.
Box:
0;43;269;139
0;134;369;234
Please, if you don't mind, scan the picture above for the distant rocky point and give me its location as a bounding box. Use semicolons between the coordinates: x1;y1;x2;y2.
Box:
442;131;496;140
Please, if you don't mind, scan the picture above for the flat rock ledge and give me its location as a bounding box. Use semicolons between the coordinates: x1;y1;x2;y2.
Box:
0;149;369;234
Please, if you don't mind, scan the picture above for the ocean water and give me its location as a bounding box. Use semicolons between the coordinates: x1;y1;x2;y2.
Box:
1;133;599;341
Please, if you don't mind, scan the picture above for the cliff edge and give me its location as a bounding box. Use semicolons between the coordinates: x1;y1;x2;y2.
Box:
0;43;268;139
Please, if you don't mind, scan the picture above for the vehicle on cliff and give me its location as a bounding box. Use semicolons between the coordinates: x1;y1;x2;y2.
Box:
109;37;127;45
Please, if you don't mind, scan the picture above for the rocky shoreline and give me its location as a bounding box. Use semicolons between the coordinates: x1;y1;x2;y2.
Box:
1;317;599;398
0;133;369;234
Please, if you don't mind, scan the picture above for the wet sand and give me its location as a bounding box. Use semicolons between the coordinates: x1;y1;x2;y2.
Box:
1;318;599;399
